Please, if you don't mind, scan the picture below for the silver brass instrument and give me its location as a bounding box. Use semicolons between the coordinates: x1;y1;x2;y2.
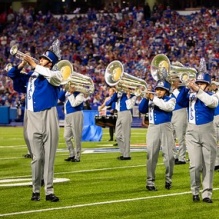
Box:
4;63;28;74
5;44;38;73
57;60;94;95
150;54;197;83
10;44;39;63
105;60;155;96
4;63;13;72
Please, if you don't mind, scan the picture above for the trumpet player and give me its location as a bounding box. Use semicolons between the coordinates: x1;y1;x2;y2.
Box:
7;40;62;202
139;80;176;191
58;83;85;163
176;73;218;203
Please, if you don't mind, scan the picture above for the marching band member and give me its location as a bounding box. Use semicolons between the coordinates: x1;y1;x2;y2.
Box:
98;87;116;142
209;80;219;170
170;75;188;165
58;83;85;163
139;80;176;191
177;73;218;203
7;40;62;202
105;89;137;160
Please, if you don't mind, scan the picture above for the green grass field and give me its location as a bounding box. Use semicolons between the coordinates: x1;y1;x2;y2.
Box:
0;126;219;219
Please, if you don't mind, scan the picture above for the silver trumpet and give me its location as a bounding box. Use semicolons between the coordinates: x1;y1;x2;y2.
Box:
105;60;155;97
10;44;39;63
56;60;94;95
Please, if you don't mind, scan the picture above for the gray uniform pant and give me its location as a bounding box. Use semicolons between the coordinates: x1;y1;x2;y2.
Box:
26;107;59;195
23;110;32;156
115;110;132;158
186;122;216;199
23;110;44;180
64;111;83;160
214;115;219;166
171;108;188;161
146;122;175;186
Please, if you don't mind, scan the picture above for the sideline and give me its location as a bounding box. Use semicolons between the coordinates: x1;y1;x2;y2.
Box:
1;189;218;217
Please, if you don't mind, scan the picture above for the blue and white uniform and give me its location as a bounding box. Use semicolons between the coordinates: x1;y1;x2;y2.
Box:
8;64;62;197
59;89;84;161
171;86;188;163
139;82;176;189
106;92;136;159
177;74;218;201
212;87;219;169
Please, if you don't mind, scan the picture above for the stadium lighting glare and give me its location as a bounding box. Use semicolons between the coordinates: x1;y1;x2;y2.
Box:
62;0;65;2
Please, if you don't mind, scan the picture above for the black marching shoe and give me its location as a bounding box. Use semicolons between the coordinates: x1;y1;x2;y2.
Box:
117;156;131;160
214;165;219;171
203;197;213;203
165;182;172;190
146;185;157;191
31;192;40;201
64;156;75;162
193;195;200;202
72;158;80;162
46;194;59;202
175;159;186;165
23;153;32;159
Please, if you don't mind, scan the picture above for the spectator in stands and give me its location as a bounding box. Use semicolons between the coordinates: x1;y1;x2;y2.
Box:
1;4;219;116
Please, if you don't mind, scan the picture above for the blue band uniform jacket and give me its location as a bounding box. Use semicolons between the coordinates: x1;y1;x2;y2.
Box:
8;65;62;112
139;95;176;125
176;87;218;125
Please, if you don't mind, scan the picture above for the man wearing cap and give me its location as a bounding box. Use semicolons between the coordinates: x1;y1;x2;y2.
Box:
7;40;62;202
210;80;219;170
139;80;176;191
177;73;218;203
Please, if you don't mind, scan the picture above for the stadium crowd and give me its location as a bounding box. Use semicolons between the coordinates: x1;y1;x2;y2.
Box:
0;3;219;110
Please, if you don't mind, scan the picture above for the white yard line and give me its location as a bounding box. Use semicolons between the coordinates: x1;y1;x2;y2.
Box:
1;189;218;217
0;164;148;180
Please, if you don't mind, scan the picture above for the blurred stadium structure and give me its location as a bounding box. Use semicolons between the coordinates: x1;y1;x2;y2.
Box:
0;0;218;14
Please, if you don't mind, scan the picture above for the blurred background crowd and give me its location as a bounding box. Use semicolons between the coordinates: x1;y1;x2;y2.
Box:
0;1;219;114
